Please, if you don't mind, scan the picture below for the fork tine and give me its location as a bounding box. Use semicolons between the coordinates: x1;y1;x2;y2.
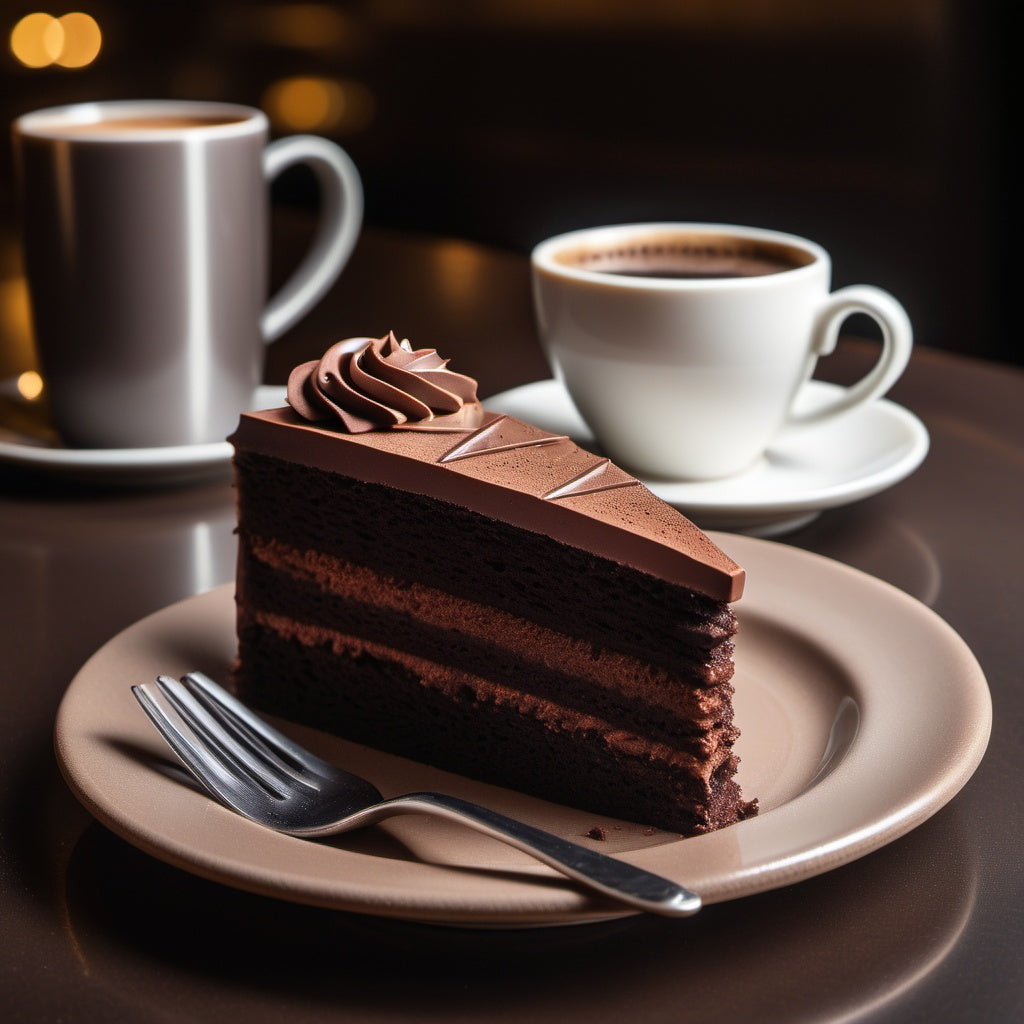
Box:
154;676;293;798
182;670;334;775
132;683;259;810
176;673;312;784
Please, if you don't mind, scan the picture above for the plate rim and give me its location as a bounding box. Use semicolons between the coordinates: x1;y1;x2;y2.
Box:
53;533;991;926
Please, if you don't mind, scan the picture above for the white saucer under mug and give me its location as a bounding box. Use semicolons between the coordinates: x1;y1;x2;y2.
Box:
485;379;929;535
0;385;288;486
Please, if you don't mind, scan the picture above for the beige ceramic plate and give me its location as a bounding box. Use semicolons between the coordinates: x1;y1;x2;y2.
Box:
54;534;991;927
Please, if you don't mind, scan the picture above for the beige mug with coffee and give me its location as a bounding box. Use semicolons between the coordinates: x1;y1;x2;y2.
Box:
532;223;913;480
13;99;362;448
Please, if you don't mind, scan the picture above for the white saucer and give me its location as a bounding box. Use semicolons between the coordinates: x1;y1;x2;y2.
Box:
0;386;288;486
485;379;930;535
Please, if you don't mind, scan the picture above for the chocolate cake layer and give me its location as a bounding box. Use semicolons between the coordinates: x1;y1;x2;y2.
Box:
234;451;737;676
233;408;744;603
238;535;739;754
236;617;745;836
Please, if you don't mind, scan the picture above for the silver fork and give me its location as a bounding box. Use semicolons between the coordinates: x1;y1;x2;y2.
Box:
132;671;701;917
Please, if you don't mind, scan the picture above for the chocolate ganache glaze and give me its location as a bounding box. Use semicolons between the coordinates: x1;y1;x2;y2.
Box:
287;332;482;433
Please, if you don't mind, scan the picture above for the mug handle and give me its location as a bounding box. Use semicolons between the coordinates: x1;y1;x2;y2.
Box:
260;135;364;343
788;284;913;426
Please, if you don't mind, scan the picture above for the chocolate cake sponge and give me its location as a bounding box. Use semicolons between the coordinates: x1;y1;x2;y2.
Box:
230;334;755;836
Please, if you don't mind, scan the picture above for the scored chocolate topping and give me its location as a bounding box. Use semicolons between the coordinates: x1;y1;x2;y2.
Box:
231;407;745;602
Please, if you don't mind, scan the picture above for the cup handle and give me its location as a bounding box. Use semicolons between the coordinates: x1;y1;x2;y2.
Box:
787;284;913;426
260;135;364;343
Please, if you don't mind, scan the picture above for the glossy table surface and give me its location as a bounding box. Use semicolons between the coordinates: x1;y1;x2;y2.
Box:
1;224;1022;1022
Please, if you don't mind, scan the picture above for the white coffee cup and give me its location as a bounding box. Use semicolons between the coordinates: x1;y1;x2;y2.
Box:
531;223;913;480
13;100;363;449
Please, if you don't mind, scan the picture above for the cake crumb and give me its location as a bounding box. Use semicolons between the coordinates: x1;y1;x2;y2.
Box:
586;826;608;841
643;827;656;835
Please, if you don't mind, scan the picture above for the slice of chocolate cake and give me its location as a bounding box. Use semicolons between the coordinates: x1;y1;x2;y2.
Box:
230;333;754;836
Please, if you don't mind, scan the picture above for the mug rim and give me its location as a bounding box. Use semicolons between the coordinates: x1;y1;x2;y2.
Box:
531;222;829;289
13;99;267;142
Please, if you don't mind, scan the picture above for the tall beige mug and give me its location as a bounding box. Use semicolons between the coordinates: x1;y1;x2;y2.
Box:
13;100;363;449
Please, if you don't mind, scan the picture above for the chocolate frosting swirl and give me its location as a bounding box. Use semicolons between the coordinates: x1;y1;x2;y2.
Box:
287;332;480;433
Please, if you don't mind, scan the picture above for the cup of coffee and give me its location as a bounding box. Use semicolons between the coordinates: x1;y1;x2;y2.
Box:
12;100;363;448
531;223;913;480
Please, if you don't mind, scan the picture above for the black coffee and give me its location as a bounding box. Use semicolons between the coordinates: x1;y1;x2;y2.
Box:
55;115;249;134
561;236;811;280
602;265;780;280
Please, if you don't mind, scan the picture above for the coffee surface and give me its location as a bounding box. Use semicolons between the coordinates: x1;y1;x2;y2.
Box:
43;115;248;134
560;237;812;280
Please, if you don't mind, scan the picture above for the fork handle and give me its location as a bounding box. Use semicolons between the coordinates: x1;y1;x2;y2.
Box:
351;791;701;917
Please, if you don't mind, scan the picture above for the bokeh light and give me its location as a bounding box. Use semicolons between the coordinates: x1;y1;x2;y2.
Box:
9;10;101;69
17;372;44;402
54;12;101;67
251;4;351;51
10;12;63;67
262;76;375;134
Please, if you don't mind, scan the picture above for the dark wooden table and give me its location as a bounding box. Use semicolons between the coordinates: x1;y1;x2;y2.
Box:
1;222;1021;1023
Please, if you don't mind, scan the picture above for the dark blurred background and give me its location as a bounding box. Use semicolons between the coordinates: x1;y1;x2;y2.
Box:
1;0;1020;374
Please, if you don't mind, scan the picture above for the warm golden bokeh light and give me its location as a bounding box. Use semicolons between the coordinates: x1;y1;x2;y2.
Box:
17;371;44;402
0;274;37;382
9;10;101;69
432;242;488;308
266;77;337;131
10;12;63;67
262;77;375;134
54;12;101;67
252;4;350;51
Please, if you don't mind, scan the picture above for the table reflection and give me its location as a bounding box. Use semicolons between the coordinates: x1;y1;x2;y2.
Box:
55;805;976;1024
795;509;943;608
0;483;237;685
